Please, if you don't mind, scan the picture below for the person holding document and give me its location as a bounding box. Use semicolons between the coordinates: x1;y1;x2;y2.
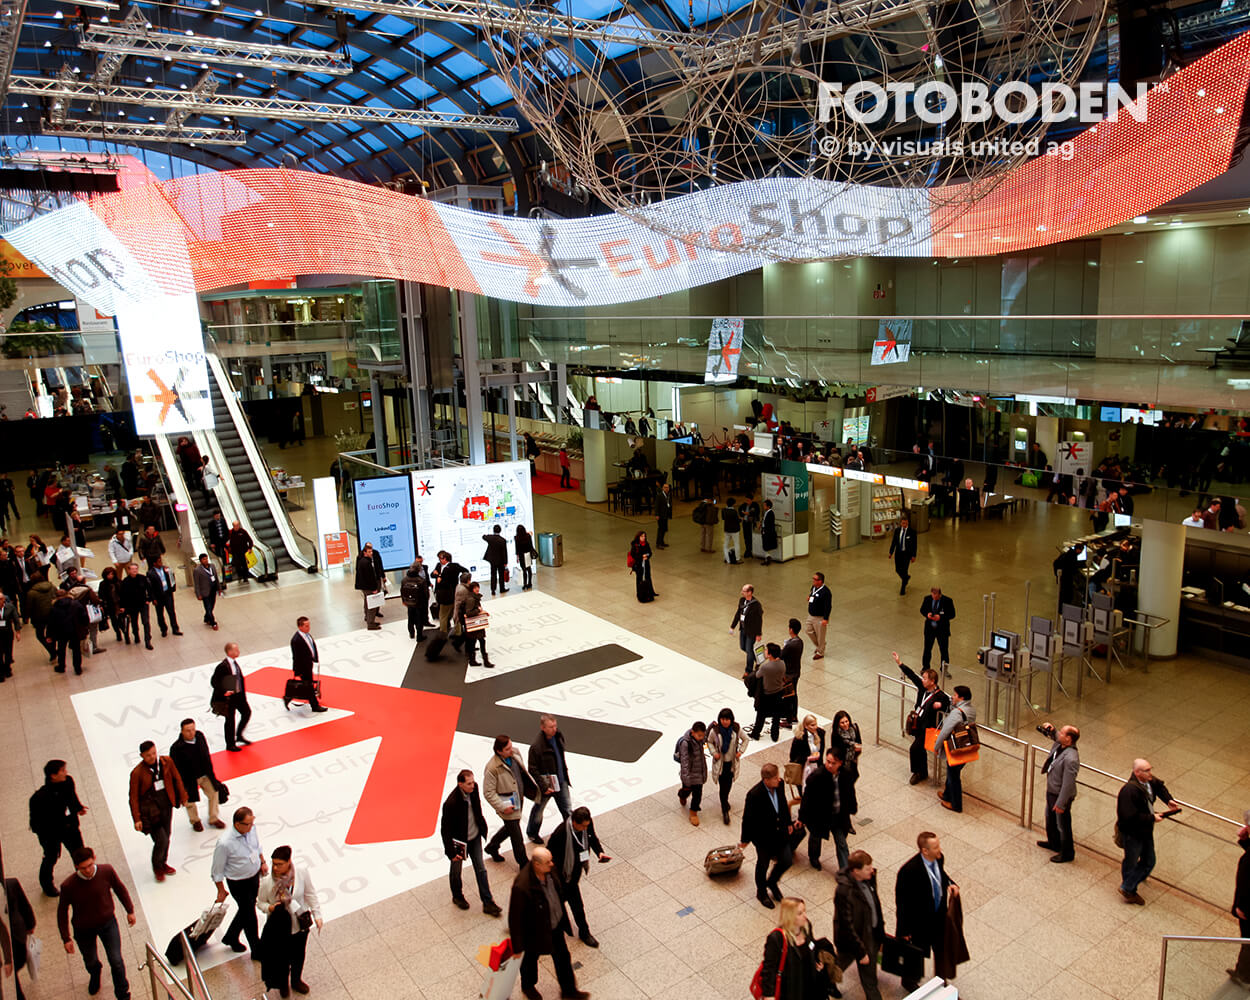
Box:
439;770;503;916
526;714;573;844
483;736;538;867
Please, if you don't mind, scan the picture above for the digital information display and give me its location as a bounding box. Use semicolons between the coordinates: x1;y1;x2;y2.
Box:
352;475;418;572
410;461;535;581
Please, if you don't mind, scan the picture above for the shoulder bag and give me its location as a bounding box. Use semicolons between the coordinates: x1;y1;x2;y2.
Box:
749;930;787;1000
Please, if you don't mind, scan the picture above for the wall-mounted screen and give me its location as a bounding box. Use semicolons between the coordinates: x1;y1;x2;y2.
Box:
352;475;418;571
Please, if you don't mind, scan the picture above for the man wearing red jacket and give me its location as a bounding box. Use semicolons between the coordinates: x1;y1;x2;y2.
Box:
128;740;187;882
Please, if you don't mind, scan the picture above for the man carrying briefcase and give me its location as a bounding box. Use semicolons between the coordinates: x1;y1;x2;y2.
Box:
285;616;327;712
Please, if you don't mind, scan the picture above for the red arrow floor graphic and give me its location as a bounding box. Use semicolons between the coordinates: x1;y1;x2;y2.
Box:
210;668;462;846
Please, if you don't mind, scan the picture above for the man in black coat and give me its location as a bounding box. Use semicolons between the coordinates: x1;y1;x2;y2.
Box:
29;759;87;896
738;762;800;909
547;807;610;947
286;616;327;712
432;550;467;634
168;719;226;832
207;513;230;587
439;770;502;916
1052;543;1085;610
210;642;252;752
146;555;182;638
1116;758;1180;904
730;583;764;674
655;482;672;547
482;524;509;596
919;586;955;670
799;747;853;872
118;562;153;650
354;543;384;630
895;831;958;993
526;714;573;843
1231;822;1250;987
892;651;949;785
48;590;88;674
835;851;886;1000
508;848;588;1000
887;512;917;595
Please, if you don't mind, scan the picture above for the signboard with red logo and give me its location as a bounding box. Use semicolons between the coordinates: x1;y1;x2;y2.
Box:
762;473;795;523
324;531;350;567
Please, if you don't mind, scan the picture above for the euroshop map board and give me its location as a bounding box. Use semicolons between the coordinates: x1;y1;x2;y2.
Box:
411;461;534;579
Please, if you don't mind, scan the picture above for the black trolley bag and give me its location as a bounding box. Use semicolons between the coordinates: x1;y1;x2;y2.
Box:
424;630;449;661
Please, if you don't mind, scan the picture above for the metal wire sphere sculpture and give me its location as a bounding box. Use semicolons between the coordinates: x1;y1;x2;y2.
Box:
485;0;1109;260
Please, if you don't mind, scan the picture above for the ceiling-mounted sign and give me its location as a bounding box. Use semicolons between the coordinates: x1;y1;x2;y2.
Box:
871;318;912;365
866;384;912;403
705;316;744;384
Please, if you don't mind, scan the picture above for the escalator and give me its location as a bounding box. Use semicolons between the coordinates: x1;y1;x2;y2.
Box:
199;357;313;573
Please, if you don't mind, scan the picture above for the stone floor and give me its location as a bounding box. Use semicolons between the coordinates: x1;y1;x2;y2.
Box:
1;436;1247;1000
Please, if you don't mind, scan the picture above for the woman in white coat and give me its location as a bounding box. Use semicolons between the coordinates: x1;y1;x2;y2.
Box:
257;846;322;997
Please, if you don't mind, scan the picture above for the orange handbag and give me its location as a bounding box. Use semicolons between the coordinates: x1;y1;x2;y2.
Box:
923;727;940;752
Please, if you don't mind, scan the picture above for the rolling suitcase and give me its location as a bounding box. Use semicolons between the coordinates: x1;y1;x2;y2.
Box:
424;630;449;661
704;845;745;876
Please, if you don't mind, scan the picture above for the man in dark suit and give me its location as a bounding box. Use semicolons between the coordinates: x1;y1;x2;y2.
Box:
919;586;955;670
432;550;467;634
888;513;917;595
508;847;589;1000
655;482;672;547
118;562;153;650
547;806;610;947
730;583;764;674
145;555;182;638
799;746;853;871
835;850;886;1000
439;769;502;916
286;616;327;712
739;762;801;908
168;719;226;832
482;524;509;596
895;830;959;993
211;642;252;752
892;651;949;785
1116;758;1180;904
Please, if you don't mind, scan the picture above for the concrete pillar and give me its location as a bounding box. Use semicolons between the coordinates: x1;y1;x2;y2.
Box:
370;376;386;466
654;439;676;483
1036;415;1060;468
583;427;607;503
825;396;845;444
1138;518;1184;656
458;290;486;466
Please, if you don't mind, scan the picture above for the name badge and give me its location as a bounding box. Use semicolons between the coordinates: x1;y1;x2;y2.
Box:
579;849;590;863
153;779;164;791
0;619;8;627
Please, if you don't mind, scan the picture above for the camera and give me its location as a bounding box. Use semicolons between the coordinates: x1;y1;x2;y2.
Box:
1036;723;1056;738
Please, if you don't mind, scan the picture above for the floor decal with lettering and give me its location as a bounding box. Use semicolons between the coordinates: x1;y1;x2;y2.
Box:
72;592;789;968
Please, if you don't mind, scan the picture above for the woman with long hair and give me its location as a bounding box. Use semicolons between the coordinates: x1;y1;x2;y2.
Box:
757;897;836;999
98;565;124;643
629;531;656;603
708;707;749;825
514;524;535;591
830;710;862;827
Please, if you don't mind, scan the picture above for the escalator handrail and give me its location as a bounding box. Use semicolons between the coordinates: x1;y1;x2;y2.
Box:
191;426;279;578
205;355;314;570
151;435;209;565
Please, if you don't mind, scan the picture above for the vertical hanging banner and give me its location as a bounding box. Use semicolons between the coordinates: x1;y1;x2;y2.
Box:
762;473;796;523
871;318;912;365
4;201;214;436
705;316;744;384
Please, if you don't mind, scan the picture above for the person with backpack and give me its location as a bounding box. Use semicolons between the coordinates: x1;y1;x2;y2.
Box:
628;531;656;603
400;556;431;641
694;496;718;552
677;722;708;826
722;496;742;564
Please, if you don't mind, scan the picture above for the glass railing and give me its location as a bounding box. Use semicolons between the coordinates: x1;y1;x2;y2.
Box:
511;312;1250;399
1158;936;1250;1000
874;674;1245;910
205;320;359;347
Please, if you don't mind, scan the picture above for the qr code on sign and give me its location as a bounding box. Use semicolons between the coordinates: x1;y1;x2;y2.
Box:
378;534;394;549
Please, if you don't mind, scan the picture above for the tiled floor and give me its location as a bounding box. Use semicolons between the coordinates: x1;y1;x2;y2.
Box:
2;438;1247;1000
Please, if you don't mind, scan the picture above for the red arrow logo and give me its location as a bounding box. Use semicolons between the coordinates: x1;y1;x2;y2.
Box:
211;668;462;845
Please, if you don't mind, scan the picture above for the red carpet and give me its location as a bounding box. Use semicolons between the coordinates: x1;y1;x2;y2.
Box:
532;471;578;495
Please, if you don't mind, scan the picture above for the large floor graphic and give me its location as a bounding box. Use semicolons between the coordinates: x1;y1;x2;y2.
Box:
72;593;788;968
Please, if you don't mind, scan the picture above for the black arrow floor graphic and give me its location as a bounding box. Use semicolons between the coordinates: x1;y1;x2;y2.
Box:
402;643;662;763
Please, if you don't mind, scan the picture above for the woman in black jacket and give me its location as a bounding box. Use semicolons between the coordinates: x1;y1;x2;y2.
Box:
98;565;124;643
757;897;836;999
514;525;535;591
628;531;655;603
789;714;826;765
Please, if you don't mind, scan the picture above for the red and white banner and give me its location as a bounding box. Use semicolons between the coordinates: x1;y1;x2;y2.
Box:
4;32;1250;311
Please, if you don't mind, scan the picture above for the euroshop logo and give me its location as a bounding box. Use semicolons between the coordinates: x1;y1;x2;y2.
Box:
817;80;1152;126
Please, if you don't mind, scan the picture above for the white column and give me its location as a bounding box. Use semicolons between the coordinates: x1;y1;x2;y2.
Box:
1036;415;1060;467
1138;518;1184;656
583;427;607;503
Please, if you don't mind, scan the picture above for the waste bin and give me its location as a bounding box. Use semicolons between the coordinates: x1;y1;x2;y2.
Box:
908;498;931;533
538;532;563;567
